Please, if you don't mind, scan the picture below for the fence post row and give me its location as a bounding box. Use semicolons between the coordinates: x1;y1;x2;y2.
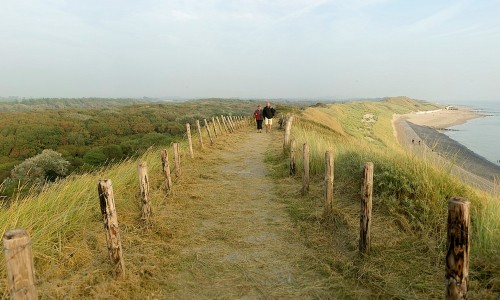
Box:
445;197;470;300
204;119;214;145
302;143;310;195
360;162;374;254
196;120;204;149
161;149;173;195
186;123;194;159
3;229;38;299
97;179;125;279
173;143;181;177
324;151;334;216
138;162;152;225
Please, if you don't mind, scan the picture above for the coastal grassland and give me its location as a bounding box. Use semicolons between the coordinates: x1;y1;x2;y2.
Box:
0;116;235;298
274;97;499;298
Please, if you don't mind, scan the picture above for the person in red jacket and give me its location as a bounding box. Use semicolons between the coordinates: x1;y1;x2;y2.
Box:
254;105;264;133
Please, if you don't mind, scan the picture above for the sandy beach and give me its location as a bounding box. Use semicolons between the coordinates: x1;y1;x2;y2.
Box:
393;107;500;194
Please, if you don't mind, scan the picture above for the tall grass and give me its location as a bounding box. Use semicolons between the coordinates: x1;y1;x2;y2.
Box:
283;97;500;297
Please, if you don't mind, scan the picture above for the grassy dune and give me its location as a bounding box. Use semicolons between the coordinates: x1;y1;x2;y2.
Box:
0;97;498;298
273;96;500;298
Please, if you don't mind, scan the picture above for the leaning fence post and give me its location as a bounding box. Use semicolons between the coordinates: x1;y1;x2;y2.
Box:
186;123;194;159
445;197;470;300
302;143;310;195
221;115;231;133
97;179;125;279
3;229;38;299
196;120;204;149
138;162;152;226
283;116;294;150
360;162;374;254
324;151;334;216
161;149;173;195
211;117;218;137
173;143;181;177
216;116;224;134
204;119;214;145
289;139;296;176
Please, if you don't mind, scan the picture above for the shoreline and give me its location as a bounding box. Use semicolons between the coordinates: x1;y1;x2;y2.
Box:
393;106;500;194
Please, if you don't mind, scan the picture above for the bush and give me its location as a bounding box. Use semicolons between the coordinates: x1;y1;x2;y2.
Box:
8;149;70;187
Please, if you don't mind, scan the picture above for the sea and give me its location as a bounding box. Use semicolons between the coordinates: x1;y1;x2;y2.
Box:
443;101;500;166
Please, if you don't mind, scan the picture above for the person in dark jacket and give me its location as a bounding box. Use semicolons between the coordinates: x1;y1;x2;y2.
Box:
262;102;276;133
254;105;264;133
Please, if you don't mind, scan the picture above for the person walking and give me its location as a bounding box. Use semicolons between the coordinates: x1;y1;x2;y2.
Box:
254;105;264;133
262;102;276;133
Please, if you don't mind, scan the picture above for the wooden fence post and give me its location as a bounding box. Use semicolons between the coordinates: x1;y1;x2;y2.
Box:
360;162;374;254
445;197;470;300
284;116;294;150
138;162;152;226
186;123;194;159
226;116;234;132
160;149;172;195
196;120;204;149
324;151;334;216
289;139;296;176
173;143;181;177
204;119;214;145
211;117;218;137
97;179;125;279
302;143;310;195
3;229;37;299
216;116;224;134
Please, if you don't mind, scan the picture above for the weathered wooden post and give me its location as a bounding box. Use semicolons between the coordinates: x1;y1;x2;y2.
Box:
284;116;294;150
289;139;296;176
216;116;224;134
302;143;310;195
160;149;172;195
138;162;152;226
360;162;374;254
186;123;194;159
196;120;204;149
211;117;218;137
173;143;181;177
226;116;235;132
324;151;334;216
97;179;125;279
445;197;470;300
3;229;37;299
204;119;214;145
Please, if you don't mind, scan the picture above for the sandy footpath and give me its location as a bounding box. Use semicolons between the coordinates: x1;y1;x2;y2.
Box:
393;107;500;194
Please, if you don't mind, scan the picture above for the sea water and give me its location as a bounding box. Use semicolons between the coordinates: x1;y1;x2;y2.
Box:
444;101;500;165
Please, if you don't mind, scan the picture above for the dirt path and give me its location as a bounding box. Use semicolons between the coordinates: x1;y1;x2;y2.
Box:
165;128;327;299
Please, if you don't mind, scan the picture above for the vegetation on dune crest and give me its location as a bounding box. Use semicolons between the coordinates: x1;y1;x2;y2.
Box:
0;96;498;298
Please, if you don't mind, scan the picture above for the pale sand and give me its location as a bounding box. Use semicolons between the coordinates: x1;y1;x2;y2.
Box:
393;107;500;195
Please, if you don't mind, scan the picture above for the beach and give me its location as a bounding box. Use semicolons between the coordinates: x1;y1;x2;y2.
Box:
393;107;500;194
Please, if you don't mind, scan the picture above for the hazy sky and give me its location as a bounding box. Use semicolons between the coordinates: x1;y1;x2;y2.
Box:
1;0;499;102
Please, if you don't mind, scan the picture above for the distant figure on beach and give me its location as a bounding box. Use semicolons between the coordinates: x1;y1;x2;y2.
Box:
254;105;263;133
411;139;414;144
262;102;276;133
418;140;421;145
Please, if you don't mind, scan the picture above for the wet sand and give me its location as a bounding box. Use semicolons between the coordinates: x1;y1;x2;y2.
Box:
393;107;500;194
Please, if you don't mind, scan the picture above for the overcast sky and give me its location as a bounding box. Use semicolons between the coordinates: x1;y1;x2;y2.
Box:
1;0;499;102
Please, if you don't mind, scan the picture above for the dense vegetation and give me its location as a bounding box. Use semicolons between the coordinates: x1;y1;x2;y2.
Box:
0;98;263;197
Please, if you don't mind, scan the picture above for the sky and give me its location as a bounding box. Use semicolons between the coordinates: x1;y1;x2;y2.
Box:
0;0;499;102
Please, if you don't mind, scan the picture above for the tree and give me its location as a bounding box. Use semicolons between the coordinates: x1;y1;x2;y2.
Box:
8;149;70;187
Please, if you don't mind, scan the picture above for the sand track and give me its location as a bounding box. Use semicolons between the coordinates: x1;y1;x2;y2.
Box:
165;129;327;299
